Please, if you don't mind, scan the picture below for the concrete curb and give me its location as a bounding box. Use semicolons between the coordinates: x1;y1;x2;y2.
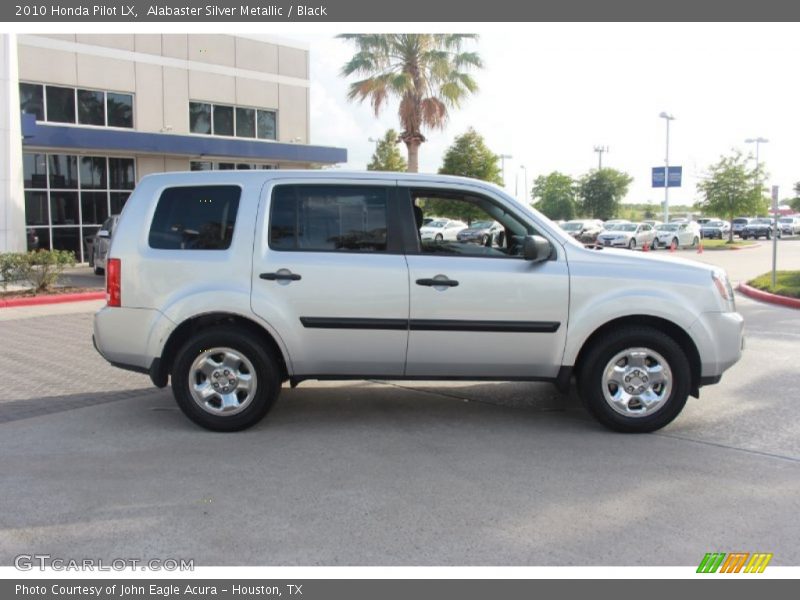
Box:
737;283;800;310
0;291;105;309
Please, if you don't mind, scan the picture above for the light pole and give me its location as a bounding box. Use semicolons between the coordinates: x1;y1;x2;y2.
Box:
593;145;609;169
519;165;528;202
745;137;768;194
498;153;513;188
659;112;675;222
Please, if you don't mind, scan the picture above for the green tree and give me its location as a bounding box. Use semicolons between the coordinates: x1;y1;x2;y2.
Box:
697;150;769;242
367;129;407;172
423;128;502;224
577;168;633;220
531;172;576;220
339;34;482;172
790;182;800;212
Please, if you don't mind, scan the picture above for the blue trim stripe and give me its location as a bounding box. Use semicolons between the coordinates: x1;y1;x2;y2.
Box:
20;113;347;164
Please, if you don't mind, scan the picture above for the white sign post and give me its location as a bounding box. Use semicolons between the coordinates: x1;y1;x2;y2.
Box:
771;185;779;288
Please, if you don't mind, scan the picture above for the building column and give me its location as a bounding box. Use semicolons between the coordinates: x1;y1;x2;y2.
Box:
0;33;26;252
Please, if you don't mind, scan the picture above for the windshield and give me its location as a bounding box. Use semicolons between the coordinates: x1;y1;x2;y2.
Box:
706;221;723;227
617;224;638;232
427;220;446;228
733;219;749;224
562;222;584;231
657;224;678;231
469;221;493;229
753;219;771;224
780;218;793;223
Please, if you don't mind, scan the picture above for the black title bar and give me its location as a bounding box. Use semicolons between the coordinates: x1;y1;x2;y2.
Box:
4;0;800;22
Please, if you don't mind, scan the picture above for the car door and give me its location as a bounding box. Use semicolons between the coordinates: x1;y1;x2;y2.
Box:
251;180;410;376
401;183;570;378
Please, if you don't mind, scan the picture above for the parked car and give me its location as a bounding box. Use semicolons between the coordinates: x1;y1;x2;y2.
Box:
93;170;743;434
419;218;468;242
456;220;503;245
560;219;604;243
642;219;663;228
652;222;701;249
595;222;656;249
731;217;752;238
89;215;120;275
741;218;780;240
700;220;731;239
26;228;40;250
778;216;800;236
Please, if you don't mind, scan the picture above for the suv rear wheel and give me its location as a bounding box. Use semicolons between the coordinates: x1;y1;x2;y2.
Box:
577;326;690;432
172;327;280;431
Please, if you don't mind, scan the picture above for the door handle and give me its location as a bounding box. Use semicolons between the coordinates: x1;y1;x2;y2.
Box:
260;271;302;281
416;277;459;287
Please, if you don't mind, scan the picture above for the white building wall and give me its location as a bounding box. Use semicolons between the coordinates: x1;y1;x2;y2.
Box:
0;33;26;252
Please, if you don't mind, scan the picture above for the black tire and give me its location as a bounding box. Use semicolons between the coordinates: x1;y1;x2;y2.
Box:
651;240;659;250
435;233;443;242
765;230;771;240
94;266;104;276
577;326;691;433
692;236;699;247
628;238;636;250
672;237;679;249
171;326;281;432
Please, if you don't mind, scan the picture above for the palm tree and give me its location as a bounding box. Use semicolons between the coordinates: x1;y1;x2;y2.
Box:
339;34;482;173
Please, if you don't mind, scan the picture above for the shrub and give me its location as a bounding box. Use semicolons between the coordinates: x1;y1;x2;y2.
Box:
23;250;76;293
0;250;76;293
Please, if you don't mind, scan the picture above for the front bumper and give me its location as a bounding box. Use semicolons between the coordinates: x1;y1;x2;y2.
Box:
689;311;745;381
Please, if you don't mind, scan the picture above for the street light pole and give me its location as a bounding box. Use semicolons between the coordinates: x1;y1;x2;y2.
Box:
498;153;513;188
593;145;609;169
659;112;675;223
519;165;528;202
745;137;768;194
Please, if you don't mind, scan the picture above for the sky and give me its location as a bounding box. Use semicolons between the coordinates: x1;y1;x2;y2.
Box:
301;23;800;207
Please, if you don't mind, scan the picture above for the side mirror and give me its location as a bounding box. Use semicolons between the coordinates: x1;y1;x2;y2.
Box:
523;235;552;263
98;230;110;238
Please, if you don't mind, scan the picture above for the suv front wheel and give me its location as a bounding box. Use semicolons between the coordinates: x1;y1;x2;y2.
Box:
577;326;690;432
172;327;281;431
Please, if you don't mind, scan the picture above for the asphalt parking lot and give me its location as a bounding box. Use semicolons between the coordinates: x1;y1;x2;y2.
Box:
1;242;798;566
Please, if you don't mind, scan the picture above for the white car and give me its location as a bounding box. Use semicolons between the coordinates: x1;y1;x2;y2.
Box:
653;222;701;249
595;222;656;249
419;218;468;242
778;216;800;236
93;170;743;434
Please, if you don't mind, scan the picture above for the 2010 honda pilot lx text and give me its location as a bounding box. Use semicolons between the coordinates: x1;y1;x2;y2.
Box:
93;171;744;433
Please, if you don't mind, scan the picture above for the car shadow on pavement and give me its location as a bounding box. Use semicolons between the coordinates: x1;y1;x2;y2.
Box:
0;388;155;424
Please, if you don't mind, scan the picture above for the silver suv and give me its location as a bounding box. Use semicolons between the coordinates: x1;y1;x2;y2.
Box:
93;171;744;433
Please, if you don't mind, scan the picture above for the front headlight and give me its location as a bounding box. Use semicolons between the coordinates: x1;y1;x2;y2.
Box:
712;270;736;311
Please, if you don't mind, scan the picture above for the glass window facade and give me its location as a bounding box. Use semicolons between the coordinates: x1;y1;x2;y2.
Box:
190;101;277;140
190;161;277;171
20;82;134;129
23;152;135;262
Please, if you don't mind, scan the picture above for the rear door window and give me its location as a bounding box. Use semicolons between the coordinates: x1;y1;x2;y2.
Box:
270;185;389;252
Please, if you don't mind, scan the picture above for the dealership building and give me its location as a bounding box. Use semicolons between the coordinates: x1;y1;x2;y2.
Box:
0;33;347;260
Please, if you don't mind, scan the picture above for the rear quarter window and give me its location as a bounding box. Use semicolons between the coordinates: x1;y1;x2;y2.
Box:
149;185;240;250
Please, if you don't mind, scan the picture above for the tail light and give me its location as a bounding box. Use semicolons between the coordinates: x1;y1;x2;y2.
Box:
107;258;121;307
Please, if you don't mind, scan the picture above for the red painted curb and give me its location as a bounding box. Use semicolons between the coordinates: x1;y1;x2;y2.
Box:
737;283;800;310
0;291;106;309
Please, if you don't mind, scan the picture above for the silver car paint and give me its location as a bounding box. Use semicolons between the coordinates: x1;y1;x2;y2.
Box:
94;170;743;383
